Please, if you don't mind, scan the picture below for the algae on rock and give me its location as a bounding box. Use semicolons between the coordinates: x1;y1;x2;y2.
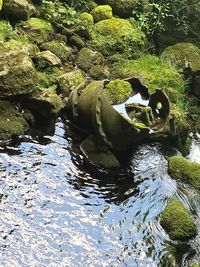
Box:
160;199;197;240
90;17;146;56
168;156;200;190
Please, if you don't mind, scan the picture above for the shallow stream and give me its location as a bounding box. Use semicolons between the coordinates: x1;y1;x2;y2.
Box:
0;119;200;267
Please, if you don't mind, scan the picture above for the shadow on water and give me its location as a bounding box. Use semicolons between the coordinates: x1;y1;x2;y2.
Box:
0;118;200;266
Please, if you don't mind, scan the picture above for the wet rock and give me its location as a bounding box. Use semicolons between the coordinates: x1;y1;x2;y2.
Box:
161;43;200;97
91;5;113;22
76;47;104;71
0;100;34;141
90;17;146;56
16;17;54;45
160;199;197;240
3;0;36;20
40;41;73;62
34;51;62;69
57;69;85;97
24;88;62;118
168;156;200;190
0;48;38;97
80;135;120;169
89;65;109;79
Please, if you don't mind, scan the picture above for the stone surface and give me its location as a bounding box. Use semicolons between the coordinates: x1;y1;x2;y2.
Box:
34;50;62;69
3;0;36;20
0;48;38;97
160;199;197;240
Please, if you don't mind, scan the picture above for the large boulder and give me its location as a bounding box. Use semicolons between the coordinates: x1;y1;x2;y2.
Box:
90;17;146;56
0;48;38;97
161;43;200;97
3;0;36;20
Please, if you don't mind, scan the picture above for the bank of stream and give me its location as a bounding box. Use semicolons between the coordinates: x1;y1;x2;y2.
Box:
0;119;199;266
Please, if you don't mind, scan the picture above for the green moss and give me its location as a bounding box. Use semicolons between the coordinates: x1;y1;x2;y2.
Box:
189;260;200;267
161;42;200;72
0;21;14;43
160;199;197;240
168;156;200;190
91;5;113;22
104;79;133;104
78;12;94;27
37;67;64;89
90;17;146;56
40;41;72;62
16;18;54;44
112;55;188;110
57;69;85;97
0;0;2;10
0;100;33;141
76;47;104;71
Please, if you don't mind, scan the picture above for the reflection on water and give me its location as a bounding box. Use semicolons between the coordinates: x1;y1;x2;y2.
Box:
0;119;199;266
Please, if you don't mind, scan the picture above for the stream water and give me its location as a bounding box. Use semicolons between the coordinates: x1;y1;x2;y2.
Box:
0;119;200;267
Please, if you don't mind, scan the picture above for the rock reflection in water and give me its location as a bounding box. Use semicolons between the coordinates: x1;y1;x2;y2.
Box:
0;119;199;267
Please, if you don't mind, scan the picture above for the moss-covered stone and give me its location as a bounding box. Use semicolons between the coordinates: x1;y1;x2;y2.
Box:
0;0;3;10
162;43;200;98
189;260;200;267
85;0;98;11
76;47;104;71
34;50;62;70
16;17;54;45
69;35;85;49
0;48;38;97
104;79;133;104
90;17;146;56
40;41;73;62
91;5;113;22
75;12;94;38
24;88;62;118
2;38;39;57
0;100;34;141
168;156;200;190
0;21;14;43
78;12;94;26
37;67;64;89
3;0;36;20
160;199;197;240
80;135;120;169
57;70;85;97
89;65;109;79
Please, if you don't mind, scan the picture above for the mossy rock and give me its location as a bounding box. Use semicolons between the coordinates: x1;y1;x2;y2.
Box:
2;38;39;57
69;35;85;49
0;21;14;43
0;0;3;10
80;135;120;169
24;88;62;118
0;100;34;141
57;69;85;97
112;55;188;112
168;156;200;190
37;67;64;89
85;0;98;11
16;17;55;45
99;0;148;18
90;17;146;56
160;199;197;240
0;48;38;97
76;47;104;71
40;41;73;62
189;260;200;267
89;65;109;79
75;12;94;38
3;0;36;20
91;5;113;22
34;50;62;70
104;79;133;105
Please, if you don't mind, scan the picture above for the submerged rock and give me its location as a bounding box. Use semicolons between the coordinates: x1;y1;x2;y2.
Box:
2;0;36;20
90;17;145;56
0;48;38;97
160;199;197;240
168;156;200;190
